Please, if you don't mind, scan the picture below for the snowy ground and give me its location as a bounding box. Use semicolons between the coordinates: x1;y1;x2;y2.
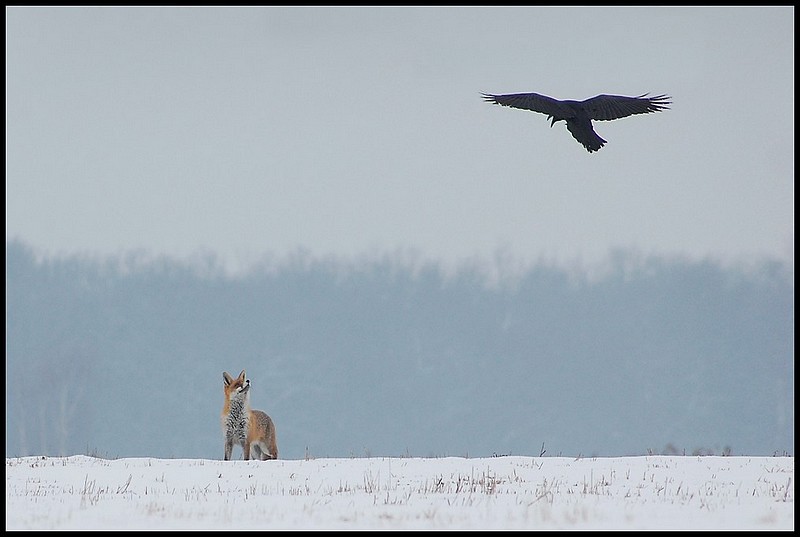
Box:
5;454;794;530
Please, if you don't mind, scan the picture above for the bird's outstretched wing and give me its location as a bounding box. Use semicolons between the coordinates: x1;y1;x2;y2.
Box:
481;92;575;119
581;94;671;121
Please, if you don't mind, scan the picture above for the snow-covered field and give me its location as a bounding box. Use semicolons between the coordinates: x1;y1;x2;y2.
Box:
5;454;793;530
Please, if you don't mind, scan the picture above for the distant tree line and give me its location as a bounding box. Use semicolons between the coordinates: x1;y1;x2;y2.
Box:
5;240;794;459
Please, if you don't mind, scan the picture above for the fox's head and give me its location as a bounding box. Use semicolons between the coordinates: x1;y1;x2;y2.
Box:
223;370;251;402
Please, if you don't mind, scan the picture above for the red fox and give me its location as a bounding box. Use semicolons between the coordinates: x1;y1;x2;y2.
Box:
221;370;278;460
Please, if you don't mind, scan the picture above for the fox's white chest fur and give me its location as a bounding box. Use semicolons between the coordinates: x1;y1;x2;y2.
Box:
223;392;249;445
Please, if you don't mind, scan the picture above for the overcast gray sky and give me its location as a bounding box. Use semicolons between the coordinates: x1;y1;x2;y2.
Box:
6;6;794;275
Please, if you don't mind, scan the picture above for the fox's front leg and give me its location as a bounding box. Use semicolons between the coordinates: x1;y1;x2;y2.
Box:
243;441;252;461
224;438;234;461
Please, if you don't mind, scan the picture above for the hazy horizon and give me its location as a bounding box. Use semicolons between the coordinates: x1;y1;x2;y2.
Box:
6;238;793;460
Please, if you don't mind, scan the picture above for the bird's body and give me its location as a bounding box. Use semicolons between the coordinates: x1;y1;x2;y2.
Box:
481;92;671;152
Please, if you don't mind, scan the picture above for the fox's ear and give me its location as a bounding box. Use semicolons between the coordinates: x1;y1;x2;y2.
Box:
223;372;233;385
238;370;246;381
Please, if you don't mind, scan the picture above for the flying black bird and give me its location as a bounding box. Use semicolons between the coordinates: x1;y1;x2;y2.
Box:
481;92;671;152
